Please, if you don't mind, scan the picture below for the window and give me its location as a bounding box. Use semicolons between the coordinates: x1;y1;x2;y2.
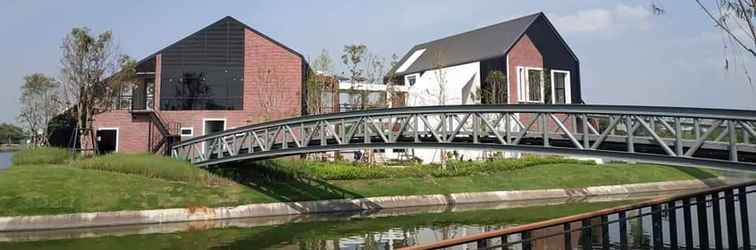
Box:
551;70;571;104
180;128;193;138
159;18;244;111
405;74;418;86
113;85;132;110
517;67;544;103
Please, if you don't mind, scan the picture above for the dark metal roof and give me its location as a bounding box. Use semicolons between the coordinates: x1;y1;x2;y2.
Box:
389;12;542;76
135;16;305;68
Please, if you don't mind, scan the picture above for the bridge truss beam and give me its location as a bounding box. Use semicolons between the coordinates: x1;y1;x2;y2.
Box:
171;105;756;171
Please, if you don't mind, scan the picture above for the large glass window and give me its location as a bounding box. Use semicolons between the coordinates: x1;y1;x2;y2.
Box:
159;18;244;110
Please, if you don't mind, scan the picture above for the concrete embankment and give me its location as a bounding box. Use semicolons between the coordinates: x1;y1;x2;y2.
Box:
0;177;738;233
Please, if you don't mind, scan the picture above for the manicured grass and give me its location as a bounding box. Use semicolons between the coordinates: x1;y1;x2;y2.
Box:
327;163;718;198
11;147;72;165
0;148;720;216
72;153;231;186
0;164;274;216
217;161;719;202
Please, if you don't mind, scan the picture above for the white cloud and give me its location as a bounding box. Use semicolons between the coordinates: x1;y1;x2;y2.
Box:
552;4;651;35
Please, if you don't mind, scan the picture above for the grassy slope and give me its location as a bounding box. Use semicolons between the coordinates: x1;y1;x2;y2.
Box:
0;149;718;216
331;163;717;197
228;162;717;201
0;165;275;216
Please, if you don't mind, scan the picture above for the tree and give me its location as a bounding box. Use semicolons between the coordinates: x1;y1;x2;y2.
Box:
18;73;61;145
686;0;755;57
0;123;25;145
59;27;135;152
481;70;507;104
341;44;368;83
311;49;334;74
342;44;368;110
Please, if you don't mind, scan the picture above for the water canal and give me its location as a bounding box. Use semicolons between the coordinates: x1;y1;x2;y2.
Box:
0;190;729;250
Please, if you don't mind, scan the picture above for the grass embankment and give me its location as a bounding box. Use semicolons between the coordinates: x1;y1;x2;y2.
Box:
222;158;718;201
0;148;719;216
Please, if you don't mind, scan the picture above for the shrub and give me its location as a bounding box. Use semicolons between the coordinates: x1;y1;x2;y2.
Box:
12;147;72;165
245;156;596;181
71;153;230;186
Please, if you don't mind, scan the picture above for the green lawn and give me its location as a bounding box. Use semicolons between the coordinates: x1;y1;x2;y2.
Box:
232;162;717;201
0;148;721;216
0;164;275;216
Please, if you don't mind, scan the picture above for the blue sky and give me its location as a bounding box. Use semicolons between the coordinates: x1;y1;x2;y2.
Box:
1;0;754;124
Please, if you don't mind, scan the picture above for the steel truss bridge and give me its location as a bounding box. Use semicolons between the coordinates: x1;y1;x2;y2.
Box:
171;105;756;171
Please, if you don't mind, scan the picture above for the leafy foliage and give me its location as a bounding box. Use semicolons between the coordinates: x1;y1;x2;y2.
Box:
244;156;596;180
0;123;25;144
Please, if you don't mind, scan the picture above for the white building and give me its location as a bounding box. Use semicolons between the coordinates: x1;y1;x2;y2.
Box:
387;12;582;163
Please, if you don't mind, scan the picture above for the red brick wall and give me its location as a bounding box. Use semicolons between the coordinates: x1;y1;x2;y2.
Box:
242;29;303;123
91;111;154;153
507;34;543;104
506;34;573;133
93;28;303;153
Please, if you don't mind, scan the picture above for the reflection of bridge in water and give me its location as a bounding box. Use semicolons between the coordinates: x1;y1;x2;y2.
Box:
173;104;756;171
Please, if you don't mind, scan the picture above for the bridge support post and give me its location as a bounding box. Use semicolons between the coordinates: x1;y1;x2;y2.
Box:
542;113;549;147
711;191;723;250
728;120;738;162
626;116;635;153
651;205;663;250
675;117;683;156
563;223;572;250
724;189;738;249
695;195;709;250
582;114;590;149
666;202;677;250
739;186;751;249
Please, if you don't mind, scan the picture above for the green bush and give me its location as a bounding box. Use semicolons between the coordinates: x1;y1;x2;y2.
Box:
71;153;230;186
12;147;72;165
246;156;596;181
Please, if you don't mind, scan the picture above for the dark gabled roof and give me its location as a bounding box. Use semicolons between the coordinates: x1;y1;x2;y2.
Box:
135;16;304;68
389;12;552;76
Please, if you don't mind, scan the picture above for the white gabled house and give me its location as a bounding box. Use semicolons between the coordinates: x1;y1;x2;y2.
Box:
387;12;582;163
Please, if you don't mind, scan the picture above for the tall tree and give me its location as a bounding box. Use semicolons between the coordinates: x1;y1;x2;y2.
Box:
311;49;334;74
18;73;61;145
59;27;135;152
341;44;368;110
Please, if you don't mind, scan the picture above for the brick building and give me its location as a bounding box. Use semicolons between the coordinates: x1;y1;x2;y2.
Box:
388;12;581;162
92;16;306;153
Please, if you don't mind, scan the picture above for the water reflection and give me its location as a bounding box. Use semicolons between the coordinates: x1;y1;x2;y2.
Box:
2;187;753;250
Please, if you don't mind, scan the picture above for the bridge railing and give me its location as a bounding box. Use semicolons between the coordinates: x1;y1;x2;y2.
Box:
400;180;754;250
171;104;756;169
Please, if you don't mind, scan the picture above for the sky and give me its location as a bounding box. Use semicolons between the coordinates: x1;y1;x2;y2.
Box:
1;0;754;124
